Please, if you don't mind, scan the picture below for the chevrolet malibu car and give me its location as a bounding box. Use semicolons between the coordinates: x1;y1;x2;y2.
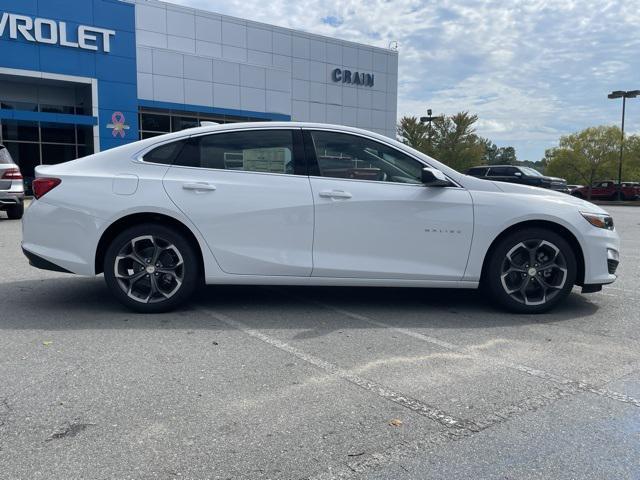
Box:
0;144;25;220
21;123;620;313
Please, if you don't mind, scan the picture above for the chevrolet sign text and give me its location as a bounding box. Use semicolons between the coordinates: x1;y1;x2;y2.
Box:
0;13;115;53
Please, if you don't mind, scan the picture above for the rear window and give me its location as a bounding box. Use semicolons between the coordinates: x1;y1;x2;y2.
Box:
0;146;13;164
142;140;188;165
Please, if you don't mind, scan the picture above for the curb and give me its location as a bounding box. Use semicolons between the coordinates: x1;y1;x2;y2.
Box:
592;201;640;207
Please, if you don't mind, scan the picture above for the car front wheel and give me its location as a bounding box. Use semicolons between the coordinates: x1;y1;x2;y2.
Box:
103;224;200;313
484;228;577;313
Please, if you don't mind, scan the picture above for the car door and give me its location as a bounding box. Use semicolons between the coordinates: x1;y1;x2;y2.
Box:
305;130;474;280
162;128;314;276
591;182;608;198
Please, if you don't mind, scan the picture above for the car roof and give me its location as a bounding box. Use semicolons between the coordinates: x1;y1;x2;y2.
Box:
152;121;375;137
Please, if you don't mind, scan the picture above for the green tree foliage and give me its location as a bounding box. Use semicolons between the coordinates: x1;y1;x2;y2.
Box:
397;112;487;171
397;116;428;152
480;140;517;165
544;126;640;197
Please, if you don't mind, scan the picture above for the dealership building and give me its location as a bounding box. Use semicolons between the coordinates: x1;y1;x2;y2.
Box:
0;0;399;185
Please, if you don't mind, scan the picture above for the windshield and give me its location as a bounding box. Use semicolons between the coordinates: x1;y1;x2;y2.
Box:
520;167;542;177
0;146;13;164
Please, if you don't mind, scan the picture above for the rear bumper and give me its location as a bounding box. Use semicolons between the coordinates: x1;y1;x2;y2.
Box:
0;191;24;209
21;199;101;275
22;247;72;273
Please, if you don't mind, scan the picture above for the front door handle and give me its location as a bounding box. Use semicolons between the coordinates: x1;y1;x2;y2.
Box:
319;190;352;199
182;182;217;192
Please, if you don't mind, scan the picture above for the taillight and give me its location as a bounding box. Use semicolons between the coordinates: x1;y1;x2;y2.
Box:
2;168;22;180
32;177;62;199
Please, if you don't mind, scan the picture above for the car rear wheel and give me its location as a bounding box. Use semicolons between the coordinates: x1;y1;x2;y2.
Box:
484;228;577;313
6;201;24;220
103;224;200;313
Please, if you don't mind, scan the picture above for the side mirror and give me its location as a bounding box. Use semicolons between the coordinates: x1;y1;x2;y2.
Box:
514;172;522;177
421;167;451;187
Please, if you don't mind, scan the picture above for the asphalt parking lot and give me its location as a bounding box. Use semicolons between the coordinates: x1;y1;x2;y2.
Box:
1;205;639;480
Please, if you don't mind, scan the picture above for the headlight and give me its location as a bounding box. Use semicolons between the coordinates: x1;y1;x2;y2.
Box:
581;212;614;230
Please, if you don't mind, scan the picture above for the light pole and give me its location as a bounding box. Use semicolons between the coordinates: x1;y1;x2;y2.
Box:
420;109;444;150
608;90;640;200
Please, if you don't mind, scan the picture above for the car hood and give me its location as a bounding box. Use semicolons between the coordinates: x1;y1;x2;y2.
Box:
490;180;608;214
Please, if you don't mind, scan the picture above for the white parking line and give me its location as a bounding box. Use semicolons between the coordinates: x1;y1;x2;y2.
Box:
279;292;640;409
201;309;476;433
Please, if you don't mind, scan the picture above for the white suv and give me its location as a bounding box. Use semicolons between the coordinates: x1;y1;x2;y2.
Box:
0;144;25;220
21;123;620;313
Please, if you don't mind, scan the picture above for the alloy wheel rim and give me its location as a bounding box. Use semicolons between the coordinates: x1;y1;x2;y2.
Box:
114;235;184;304
500;239;568;306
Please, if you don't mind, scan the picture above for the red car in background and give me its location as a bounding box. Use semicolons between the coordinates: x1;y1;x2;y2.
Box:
571;181;640;200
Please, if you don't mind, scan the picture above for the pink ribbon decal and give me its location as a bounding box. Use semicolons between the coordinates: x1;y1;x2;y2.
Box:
106;111;130;138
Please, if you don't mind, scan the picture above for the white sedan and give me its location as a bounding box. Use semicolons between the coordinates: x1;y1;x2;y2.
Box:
21;123;620;313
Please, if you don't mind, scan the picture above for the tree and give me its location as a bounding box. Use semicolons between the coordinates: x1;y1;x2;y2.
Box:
497;146;517;165
481;139;499;164
397;112;486;172
544;126;621;199
481;139;517;165
397;116;428;152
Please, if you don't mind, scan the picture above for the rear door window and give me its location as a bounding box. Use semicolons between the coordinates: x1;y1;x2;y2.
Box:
467;167;488;176
487;167;515;176
173;130;303;175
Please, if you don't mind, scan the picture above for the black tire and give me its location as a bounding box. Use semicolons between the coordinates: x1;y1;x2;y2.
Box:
484;228;577;314
571;192;583;199
103;223;200;313
6;202;24;220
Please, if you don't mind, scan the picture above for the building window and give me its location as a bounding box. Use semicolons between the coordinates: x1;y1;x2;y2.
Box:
138;108;270;140
0;120;94;194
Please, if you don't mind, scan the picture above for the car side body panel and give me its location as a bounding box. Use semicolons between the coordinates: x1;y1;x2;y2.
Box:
21;122;619;296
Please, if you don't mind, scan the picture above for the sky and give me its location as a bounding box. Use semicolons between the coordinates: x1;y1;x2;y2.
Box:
172;0;639;161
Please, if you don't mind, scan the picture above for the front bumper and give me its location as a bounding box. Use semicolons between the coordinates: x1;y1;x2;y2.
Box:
580;226;620;286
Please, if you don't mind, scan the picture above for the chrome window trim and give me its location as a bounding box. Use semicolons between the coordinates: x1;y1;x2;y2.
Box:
132;125;463;188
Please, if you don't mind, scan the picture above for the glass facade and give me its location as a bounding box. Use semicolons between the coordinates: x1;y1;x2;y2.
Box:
138;108;270;139
0;77;96;194
0;120;94;194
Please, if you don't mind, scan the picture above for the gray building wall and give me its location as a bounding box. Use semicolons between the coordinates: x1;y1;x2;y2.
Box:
134;0;398;138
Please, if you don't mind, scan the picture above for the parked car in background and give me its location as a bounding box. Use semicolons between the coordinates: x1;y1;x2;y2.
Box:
21;122;619;314
465;165;569;193
571;181;640;200
0;144;25;219
567;184;584;191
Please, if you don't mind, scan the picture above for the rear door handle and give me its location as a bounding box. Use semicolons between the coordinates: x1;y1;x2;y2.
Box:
319;190;352;199
182;182;216;192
